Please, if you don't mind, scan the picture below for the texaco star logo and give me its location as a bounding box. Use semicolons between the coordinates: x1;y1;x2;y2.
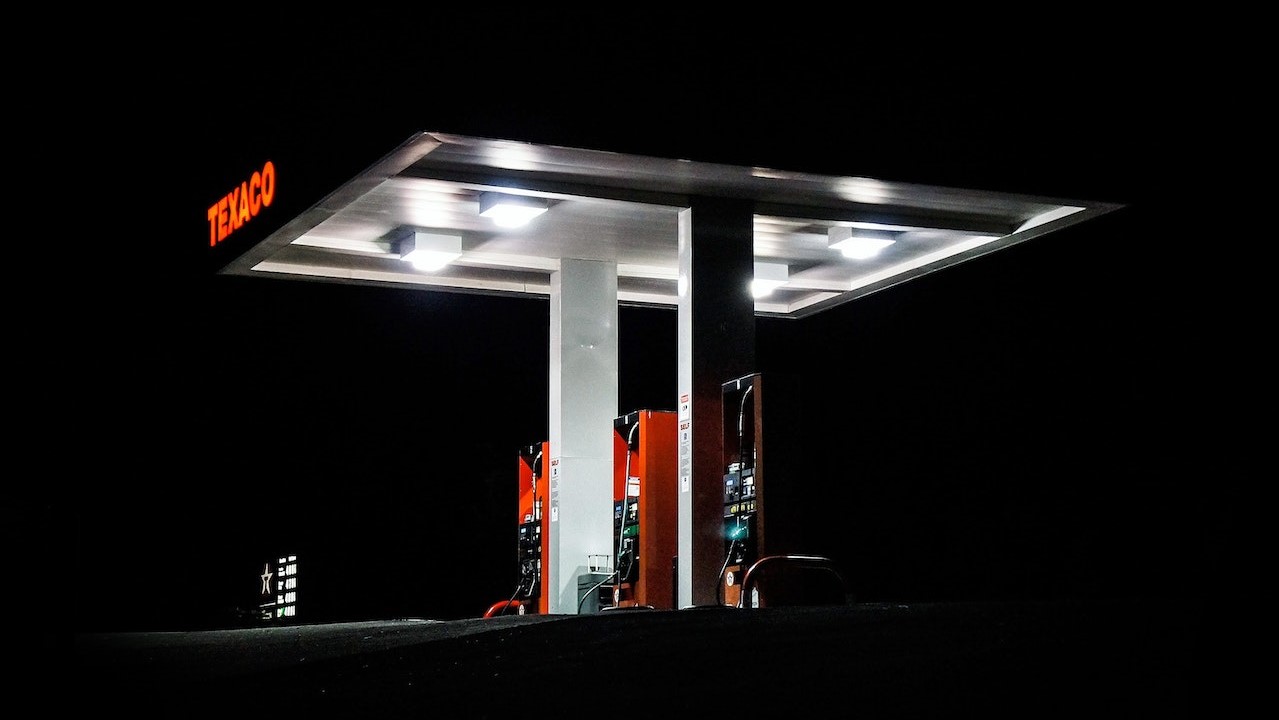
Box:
261;563;274;594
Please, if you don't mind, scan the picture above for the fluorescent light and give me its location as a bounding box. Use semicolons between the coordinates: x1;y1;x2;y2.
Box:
829;227;896;260
478;192;549;227
399;231;462;271
752;261;788;298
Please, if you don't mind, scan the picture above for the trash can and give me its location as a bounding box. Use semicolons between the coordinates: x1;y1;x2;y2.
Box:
577;571;613;614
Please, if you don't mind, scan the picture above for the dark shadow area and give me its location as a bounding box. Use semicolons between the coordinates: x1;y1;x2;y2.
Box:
73;600;1213;718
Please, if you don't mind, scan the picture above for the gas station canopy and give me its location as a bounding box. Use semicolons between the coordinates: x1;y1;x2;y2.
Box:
218;132;1121;318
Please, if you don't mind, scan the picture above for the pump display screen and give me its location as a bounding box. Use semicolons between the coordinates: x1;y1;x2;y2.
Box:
724;472;740;503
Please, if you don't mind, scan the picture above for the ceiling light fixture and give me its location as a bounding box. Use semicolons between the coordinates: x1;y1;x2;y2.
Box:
478;192;549;228
752;261;789;298
399;231;462;272
829;227;896;260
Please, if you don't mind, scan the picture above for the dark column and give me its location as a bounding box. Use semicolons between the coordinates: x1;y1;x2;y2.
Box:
677;196;756;607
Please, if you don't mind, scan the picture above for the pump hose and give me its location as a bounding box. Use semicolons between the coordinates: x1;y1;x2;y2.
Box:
616;421;641;590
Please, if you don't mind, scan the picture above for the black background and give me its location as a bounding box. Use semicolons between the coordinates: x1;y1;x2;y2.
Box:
36;16;1253;633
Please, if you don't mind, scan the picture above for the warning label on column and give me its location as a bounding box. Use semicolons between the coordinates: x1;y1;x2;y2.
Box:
678;418;692;493
550;457;561;522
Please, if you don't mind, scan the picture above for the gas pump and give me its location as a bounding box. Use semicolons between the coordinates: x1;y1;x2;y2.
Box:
518;441;551;614
716;372;849;608
608;410;678;610
487;441;551;617
719;378;759;608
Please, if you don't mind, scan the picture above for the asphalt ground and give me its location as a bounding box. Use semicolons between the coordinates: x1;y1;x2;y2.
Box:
69;599;1224;718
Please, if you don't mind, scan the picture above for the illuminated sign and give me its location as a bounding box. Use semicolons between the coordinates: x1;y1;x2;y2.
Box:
258;554;298;621
207;160;276;247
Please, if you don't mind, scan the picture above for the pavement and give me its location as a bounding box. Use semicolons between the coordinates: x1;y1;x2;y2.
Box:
69;599;1223;718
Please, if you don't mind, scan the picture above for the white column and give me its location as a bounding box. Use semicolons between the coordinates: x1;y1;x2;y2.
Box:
676;209;695;608
548;258;618;614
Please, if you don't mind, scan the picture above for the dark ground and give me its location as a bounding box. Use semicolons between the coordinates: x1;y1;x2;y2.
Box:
69;598;1236;718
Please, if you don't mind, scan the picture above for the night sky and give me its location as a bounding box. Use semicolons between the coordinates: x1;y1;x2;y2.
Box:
43;18;1249;633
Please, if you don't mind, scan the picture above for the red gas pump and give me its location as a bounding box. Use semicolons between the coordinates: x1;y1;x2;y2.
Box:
609;410;679;610
486;441;551;617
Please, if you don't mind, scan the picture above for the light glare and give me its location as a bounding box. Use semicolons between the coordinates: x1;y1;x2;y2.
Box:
399;231;463;272
478;193;549;228
482;204;548;227
408;250;461;271
829;227;897;260
752;261;789;298
838;237;896;259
